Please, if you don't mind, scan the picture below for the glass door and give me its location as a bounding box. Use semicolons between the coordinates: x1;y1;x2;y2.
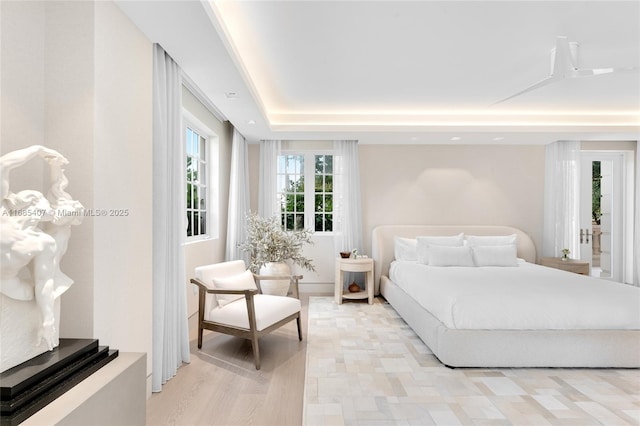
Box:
580;152;624;281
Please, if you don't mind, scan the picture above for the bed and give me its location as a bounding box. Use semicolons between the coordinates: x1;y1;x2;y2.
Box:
372;225;640;368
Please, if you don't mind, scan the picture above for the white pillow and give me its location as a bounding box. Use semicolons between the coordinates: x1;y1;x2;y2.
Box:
466;234;517;247
212;269;257;307
428;245;474;267
394;237;417;261
472;245;518;267
416;233;464;264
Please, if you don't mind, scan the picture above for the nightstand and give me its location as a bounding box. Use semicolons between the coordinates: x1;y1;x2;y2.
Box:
334;257;374;305
540;257;590;275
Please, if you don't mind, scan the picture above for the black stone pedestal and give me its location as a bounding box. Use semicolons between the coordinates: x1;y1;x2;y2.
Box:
0;338;118;425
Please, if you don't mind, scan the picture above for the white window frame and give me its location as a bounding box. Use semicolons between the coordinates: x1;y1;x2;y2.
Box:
184;116;218;242
278;150;334;233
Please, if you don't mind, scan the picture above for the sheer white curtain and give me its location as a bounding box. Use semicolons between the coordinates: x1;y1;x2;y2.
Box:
151;44;190;392
634;143;639;286
333;140;363;256
542;141;581;258
225;129;250;263
258;140;281;219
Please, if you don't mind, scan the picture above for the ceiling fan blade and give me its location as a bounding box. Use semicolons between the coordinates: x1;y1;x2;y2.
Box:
552;36;574;76
573;66;640;77
492;75;559;105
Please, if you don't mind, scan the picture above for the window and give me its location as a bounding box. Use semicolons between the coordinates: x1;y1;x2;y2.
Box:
277;152;333;232
186;123;208;239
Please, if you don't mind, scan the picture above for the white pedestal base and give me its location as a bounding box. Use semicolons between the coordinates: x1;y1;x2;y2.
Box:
22;352;146;426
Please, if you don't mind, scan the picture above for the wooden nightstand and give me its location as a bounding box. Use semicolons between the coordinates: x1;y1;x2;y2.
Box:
540;257;590;275
334;257;374;305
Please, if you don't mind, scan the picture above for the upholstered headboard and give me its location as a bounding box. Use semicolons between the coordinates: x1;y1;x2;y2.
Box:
371;225;537;295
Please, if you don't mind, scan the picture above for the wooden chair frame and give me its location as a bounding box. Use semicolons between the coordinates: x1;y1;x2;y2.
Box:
190;274;303;370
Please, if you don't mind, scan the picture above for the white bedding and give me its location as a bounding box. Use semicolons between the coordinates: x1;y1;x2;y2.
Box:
389;260;640;330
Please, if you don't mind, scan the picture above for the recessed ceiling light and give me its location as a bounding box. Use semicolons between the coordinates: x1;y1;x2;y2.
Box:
410;136;418;141
450;136;461;141
247;119;256;125
224;91;238;99
493;136;504;141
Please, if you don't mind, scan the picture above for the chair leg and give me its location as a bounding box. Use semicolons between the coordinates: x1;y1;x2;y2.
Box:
297;316;303;341
251;334;261;370
198;326;203;349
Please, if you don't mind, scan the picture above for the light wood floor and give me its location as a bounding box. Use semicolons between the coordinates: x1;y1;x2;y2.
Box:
146;294;316;426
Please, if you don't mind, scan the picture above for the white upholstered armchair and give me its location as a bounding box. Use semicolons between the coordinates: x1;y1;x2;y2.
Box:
190;260;302;370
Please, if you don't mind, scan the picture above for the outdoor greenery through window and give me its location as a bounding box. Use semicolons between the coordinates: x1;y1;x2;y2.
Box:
186;124;208;238
278;153;333;232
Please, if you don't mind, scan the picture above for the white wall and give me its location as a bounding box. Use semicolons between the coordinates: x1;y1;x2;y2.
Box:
1;1;46;190
93;0;153;384
2;0;154;387
360;144;546;258
43;0;96;340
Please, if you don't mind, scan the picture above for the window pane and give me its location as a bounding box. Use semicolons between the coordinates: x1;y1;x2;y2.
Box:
315;194;323;212
193;187;199;212
285;214;295;231
315;214;322;232
187;211;193;237
325;214;333;232
315;155;324;174
295;214;304;230
325;175;333;192
191;130;198;157
186;129;192;155
193;212;199;236
325;195;332;212
295;194;304;213
193;157;199;182
192;131;198;157
315;175;322;193
285;194;295;212
199;210;206;235
325;155;333;174
187;183;192;208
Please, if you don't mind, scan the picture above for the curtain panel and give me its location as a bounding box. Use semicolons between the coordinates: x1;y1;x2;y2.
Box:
225;129;250;263
258;140;281;219
542;141;581;259
333;140;363;255
151;44;190;392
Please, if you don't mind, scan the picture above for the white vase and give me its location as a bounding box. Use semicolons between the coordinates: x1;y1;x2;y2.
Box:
258;262;291;296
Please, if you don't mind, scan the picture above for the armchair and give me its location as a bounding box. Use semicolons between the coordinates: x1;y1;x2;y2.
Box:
190;260;302;370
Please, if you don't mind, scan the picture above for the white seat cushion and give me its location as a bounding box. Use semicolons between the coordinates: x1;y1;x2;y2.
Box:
208;294;301;331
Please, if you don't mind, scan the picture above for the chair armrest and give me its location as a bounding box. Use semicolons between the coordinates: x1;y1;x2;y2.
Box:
189;278;258;296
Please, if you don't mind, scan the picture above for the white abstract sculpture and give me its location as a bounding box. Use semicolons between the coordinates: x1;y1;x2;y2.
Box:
0;145;83;372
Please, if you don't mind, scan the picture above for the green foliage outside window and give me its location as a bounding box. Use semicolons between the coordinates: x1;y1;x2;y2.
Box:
592;161;601;225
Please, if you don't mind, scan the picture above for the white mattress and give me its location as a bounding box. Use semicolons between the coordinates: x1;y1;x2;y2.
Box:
389;260;640;330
